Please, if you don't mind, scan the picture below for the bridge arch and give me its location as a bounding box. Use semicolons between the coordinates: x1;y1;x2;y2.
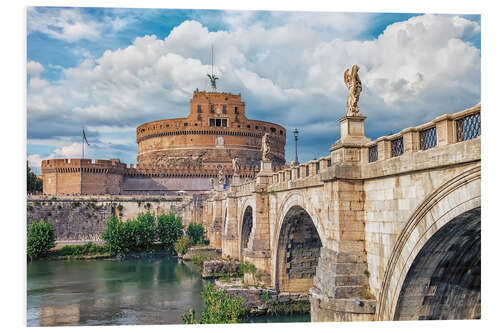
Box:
377;166;481;320
240;205;254;260
273;191;326;246
237;197;256;261
273;192;324;292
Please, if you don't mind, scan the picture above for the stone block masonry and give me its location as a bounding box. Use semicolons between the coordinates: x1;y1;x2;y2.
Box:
27;195;204;243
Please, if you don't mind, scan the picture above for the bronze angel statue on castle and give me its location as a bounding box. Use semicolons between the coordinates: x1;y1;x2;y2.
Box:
344;65;362;116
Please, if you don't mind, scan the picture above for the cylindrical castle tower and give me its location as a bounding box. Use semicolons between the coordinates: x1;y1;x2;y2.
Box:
135;89;286;176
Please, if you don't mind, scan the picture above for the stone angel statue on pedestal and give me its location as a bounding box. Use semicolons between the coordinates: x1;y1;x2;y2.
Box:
216;164;225;184
232;157;241;176
344;65;362;116
262;133;271;162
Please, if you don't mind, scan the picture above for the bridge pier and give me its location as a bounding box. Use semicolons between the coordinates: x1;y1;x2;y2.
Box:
309;114;376;321
242;162;274;286
208;190;223;249
221;193;240;258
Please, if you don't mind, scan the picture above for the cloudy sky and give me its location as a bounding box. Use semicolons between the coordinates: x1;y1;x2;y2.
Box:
26;7;481;173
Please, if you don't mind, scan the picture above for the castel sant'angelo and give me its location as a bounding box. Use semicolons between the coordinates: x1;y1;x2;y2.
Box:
41;76;286;195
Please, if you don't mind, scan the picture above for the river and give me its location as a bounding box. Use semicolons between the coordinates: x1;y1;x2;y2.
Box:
27;257;310;326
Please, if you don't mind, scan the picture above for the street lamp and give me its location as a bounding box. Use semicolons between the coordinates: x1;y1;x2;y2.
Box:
293;128;299;166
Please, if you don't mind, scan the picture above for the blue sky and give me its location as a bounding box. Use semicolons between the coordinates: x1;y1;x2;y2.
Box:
27;7;481;172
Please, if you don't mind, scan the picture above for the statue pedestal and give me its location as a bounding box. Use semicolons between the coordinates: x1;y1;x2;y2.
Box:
330;114;370;165
340;114;366;138
331;114;370;150
258;160;273;175
232;175;240;186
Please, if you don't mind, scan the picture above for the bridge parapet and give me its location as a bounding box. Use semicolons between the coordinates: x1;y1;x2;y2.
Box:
364;103;480;164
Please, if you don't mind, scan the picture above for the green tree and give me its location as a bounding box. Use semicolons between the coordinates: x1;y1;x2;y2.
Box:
157;212;184;252
134;212;156;251
101;215;126;256
27;219;55;260
182;282;246;324
27;165;43;194
186;222;205;245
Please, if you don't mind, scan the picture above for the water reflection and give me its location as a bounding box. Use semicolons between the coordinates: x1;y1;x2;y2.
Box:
27;257;206;326
27;257;310;326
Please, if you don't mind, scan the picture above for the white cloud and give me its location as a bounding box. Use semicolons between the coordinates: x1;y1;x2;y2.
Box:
27;61;44;77
27;7;102;42
28;154;43;168
27;13;480;163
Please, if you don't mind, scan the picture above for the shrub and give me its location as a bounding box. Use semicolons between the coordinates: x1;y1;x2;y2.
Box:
157;212;183;252
261;290;269;302
134;212;156;250
144;202;151;210
101;213;156;255
174;235;193;256
238;261;257;276
27;219;55;260
101;215;126;256
182;282;246;324
71;201;80;208
186;222;204;245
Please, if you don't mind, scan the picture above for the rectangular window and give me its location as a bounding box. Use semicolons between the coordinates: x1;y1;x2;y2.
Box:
368;145;378;163
391;137;404;157
456;113;480;142
223;105;227;114
419;127;437;150
197;104;202;113
210;118;228;127
210;105;214;113
235;106;239;114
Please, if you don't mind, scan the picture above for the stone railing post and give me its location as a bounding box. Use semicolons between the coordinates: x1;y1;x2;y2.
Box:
434;115;456;146
402;127;419;153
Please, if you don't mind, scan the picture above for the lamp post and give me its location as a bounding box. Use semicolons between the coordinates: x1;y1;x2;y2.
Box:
293;128;299;166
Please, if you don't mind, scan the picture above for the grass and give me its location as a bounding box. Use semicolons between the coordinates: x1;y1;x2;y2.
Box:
267;300;310;316
49;242;109;259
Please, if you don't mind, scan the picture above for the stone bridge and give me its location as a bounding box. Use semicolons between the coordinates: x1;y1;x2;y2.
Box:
202;104;481;322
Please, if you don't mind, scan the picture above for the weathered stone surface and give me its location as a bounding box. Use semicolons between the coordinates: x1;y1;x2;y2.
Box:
26;195;203;243
202;260;239;278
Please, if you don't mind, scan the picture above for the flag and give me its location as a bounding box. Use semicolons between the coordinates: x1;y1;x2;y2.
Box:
82;129;90;146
